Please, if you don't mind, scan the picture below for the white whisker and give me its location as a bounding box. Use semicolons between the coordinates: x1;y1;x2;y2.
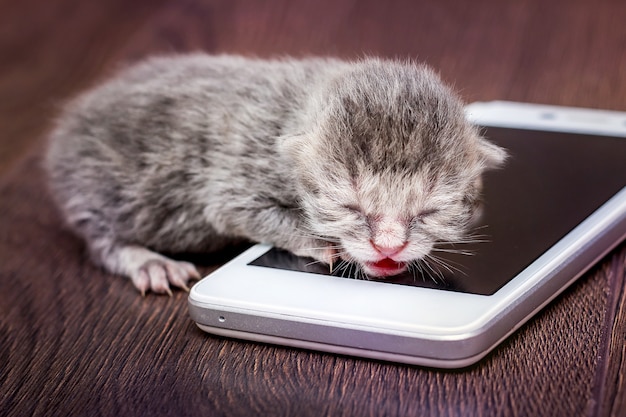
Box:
407;262;421;283
430;247;476;256
420;258;445;283
432;251;466;274
341;261;353;279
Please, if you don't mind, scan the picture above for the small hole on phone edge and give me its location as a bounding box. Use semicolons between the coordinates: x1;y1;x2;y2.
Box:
540;112;556;120
218;316;226;323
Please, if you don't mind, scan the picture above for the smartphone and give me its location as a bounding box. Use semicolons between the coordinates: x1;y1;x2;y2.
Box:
188;101;626;368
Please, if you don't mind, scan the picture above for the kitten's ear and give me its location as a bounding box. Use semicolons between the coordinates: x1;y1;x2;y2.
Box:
477;137;508;170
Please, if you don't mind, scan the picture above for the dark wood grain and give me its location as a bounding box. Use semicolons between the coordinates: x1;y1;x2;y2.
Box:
1;0;625;416
594;251;626;417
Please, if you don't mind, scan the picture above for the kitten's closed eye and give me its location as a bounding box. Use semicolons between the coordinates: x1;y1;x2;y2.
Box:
342;204;378;230
342;204;439;225
415;208;439;222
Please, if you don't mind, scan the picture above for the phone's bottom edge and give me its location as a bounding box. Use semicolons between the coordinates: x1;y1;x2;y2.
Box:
195;323;491;369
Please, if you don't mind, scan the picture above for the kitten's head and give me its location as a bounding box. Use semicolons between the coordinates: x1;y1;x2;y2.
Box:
282;59;506;277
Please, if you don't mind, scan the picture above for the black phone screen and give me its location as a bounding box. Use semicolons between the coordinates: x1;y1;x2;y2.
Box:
250;127;626;295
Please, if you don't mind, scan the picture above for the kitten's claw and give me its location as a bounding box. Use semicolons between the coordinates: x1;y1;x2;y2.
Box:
293;242;338;270
131;258;199;296
323;246;339;268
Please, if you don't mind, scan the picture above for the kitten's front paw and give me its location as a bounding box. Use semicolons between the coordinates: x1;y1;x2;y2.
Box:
132;258;201;296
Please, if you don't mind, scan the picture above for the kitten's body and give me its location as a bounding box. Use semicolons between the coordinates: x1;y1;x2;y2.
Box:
45;54;506;295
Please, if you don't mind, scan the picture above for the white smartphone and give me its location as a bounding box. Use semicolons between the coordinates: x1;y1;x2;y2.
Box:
188;101;626;368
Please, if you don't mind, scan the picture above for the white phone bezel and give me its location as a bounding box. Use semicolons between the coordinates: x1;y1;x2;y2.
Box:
188;101;626;368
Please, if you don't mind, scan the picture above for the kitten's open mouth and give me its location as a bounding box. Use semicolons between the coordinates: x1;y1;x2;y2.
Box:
364;258;407;277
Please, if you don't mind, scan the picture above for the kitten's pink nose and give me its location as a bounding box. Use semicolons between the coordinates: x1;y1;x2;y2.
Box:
372;242;406;257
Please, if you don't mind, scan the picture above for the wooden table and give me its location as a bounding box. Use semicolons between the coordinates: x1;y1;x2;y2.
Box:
1;1;624;415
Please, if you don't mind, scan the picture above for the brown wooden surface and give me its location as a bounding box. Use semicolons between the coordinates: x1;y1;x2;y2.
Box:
1;0;625;416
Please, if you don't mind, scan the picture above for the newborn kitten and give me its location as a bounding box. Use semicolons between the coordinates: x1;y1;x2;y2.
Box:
45;54;506;295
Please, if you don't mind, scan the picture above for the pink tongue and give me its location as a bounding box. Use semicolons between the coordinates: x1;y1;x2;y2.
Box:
373;258;400;269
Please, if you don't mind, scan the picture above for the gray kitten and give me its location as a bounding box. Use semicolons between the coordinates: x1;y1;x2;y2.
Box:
45;54;506;295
